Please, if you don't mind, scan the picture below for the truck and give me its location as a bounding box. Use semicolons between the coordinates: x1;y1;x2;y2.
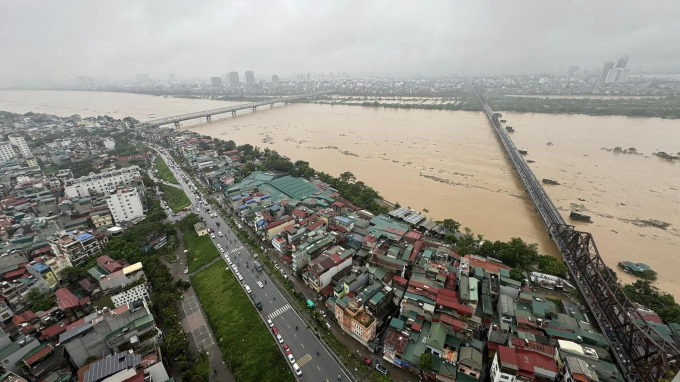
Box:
254;261;262;271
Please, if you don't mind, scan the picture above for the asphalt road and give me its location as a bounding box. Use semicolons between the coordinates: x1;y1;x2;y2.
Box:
154;147;351;382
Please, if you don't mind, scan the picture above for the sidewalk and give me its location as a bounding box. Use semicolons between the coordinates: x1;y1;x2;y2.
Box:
163;229;236;382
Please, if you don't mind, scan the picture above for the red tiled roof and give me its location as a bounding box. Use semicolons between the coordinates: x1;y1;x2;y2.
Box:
266;216;294;230
121;372;145;382
439;313;466;332
319;283;335;297
113;304;130;315
56;288;79;310
292;209;307;218
498;345;518;367
66;318;86;331
40;323;66;340
22;310;37;321
308;220;325;231
410;240;423;262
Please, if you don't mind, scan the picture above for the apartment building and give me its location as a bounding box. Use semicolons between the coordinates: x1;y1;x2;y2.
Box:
8;135;32;157
48;231;102;266
334;295;378;348
111;284;149;308
0;141;16;162
64;166;141;198
105;188;145;224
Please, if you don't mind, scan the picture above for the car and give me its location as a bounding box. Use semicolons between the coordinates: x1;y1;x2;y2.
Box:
272;326;278;335
231;264;237;270
219;248;224;253
210;233;215;239
218;231;223;237
226;258;232;265
237;274;244;282
287;354;295;364
210;227;215;233
184;267;188;274
375;364;388;375
257;281;263;288
245;285;251;294
292;363;302;376
363;358;372;366
276;334;283;343
268;319;274;327
320;310;326;318
274;263;280;270
255;302;262;311
283;344;291;354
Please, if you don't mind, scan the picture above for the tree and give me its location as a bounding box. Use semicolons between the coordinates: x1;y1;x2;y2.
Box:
339;171;356;183
28;288;54;312
438;218;461;233
509;268;525;282
419;353;434;373
537;255;567;276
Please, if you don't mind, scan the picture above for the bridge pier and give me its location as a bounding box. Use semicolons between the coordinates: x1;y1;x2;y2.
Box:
206;115;212;123
252;106;257;111
174;121;180;129
231;111;236;117
270;103;274;109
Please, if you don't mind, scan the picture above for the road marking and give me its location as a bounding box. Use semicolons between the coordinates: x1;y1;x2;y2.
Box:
287;324;290;329
317;366;321;371
294;333;297;338
266;304;291;320
301;343;304;348
296;354;312;367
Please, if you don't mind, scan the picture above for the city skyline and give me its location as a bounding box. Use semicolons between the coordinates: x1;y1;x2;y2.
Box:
2;0;680;80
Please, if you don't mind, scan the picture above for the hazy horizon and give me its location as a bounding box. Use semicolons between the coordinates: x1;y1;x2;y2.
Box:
2;0;680;80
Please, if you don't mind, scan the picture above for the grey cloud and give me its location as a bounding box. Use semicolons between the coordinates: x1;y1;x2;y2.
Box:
1;0;679;79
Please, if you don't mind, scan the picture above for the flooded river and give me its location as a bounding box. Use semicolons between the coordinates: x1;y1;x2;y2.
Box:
1;90;678;297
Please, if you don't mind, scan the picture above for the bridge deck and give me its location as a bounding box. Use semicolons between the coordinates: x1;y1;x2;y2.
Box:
136;90;331;128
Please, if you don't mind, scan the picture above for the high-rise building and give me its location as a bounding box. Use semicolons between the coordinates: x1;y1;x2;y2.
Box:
567;66;579;76
245;71;255;86
272;75;280;87
136;74;150;84
0;141;16;162
211;77;223;87
8;135;31;157
615;55;629;69
605;68;629;84
228;72;240;88
599;61;615;83
106;188;145;224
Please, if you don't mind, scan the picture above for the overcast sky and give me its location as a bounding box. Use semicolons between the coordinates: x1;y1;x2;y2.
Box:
2;0;679;80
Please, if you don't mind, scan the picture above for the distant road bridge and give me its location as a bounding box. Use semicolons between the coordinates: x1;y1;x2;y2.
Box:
476;89;679;382
136;90;331;128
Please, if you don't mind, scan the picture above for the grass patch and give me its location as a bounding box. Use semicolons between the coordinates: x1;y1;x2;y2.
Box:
158;184;191;213
192;262;294;382
181;226;220;273
154;156;179;184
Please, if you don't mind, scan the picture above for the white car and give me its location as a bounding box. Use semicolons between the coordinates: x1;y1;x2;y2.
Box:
276;334;283;343
184;267;188;274
293;363;302;376
210;233;215;239
219;248;224;253
245;285;251;294
268;319;274;327
218;231;223;237
231;264;237;270
287;354;295;364
257;281;264;288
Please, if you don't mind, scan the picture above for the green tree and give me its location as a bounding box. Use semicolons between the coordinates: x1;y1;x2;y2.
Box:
509;268;525;282
339;171;356;183
537;255;567;276
419;353;434;373
28;288;54;312
438;218;461;233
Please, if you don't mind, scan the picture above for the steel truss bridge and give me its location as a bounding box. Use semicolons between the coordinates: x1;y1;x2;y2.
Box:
476;89;679;382
135;90;332;128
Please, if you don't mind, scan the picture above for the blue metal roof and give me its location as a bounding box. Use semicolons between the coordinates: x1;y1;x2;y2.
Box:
335;216;350;224
270;205;280;211
257;220;267;227
260;195;271;200
238;205;249;210
32;263;50;273
231;195;242;201
76;233;94;242
245;199;255;204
